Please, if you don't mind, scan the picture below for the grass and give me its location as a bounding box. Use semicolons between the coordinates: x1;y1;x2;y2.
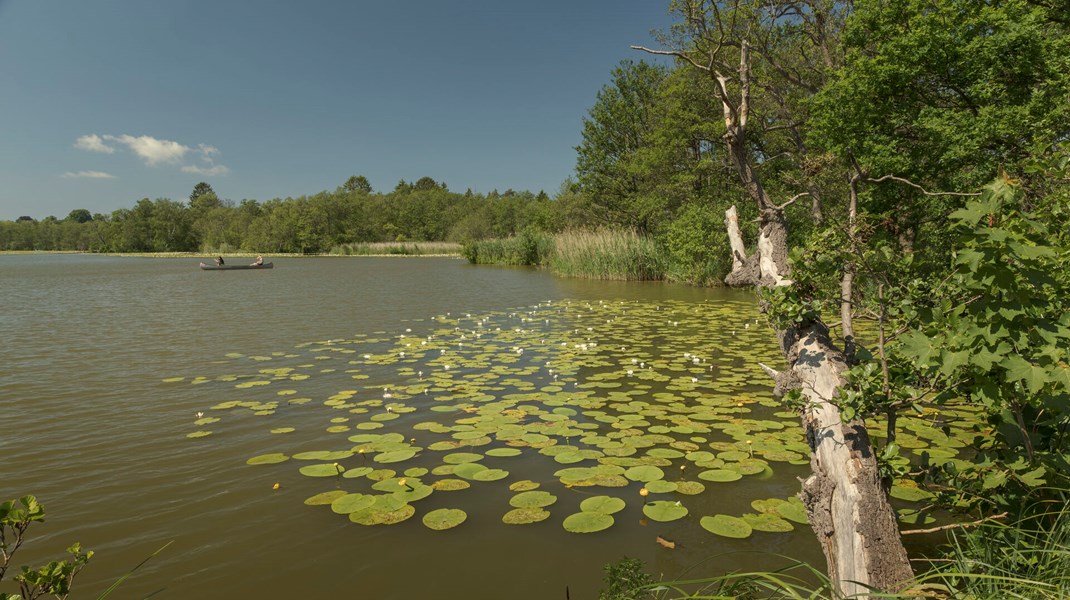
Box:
328;242;462;256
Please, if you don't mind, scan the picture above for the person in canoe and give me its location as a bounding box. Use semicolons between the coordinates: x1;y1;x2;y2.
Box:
214;256;225;266
251;254;264;266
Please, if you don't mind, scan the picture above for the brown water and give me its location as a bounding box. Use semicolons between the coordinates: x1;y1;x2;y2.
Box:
1;254;823;599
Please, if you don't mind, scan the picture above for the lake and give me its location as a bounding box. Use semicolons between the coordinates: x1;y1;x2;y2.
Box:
0;254;824;599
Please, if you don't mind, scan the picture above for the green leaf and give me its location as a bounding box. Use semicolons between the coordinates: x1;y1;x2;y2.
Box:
1003;355;1049;393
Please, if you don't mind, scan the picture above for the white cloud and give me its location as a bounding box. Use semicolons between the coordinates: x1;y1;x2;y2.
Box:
61;170;116;179
71;133;229;175
104;134;189;166
73;134;115;154
181;143;230;176
181;164;230;176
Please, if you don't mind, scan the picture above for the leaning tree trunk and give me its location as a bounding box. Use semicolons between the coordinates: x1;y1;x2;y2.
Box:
727;204;914;595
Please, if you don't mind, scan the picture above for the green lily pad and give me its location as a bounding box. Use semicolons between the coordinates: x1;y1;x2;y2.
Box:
698;469;742;482
775;499;809;524
509;480;540;492
485;448;523;457
375;450;417;463
186;431;212;439
299;463;345;477
443;452;484;464
331;493;376;514
624;465;664;482
674;481;706;495
431;479;470;491
643;480;678;494
423;508;467;530
510;491;558;508
700;514;753;538
246;453;290;465
563;511;614;533
471;468;509;482
503;507;551;525
642;501;688;522
579;496;626;514
741;512;794;532
304;490;347;505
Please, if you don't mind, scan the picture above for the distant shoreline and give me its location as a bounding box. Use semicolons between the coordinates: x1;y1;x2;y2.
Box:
0;250;463;258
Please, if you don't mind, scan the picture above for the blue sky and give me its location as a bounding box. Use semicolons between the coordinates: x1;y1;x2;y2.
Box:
0;0;675;220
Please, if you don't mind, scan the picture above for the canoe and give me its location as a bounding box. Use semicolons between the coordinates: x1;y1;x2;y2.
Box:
199;262;273;270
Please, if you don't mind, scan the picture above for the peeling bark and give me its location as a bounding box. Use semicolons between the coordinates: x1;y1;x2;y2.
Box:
786;323;914;595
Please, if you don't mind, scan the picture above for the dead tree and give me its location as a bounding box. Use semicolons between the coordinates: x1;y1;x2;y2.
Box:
635;1;913;594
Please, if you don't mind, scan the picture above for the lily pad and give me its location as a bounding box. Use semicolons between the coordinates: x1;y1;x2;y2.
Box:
563;511;614;533
698;469;742;482
304;490;347;505
246;453;290;465
423;508;467;530
299;463;345;477
509;480;540;492
624;465;664;482
579;496;626;514
375;450;417;464
700;514;753;538
331;493;376;514
642;501;688;522
503;507;551;525
510;491;557;508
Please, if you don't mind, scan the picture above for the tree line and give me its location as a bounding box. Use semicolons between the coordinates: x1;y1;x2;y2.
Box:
0;177;579;254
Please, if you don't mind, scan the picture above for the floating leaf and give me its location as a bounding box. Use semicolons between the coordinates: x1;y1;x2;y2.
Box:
431;479;470;491
698;469;742;482
579;496;625;515
503;507;551;525
186;431;212;439
304;490;347;505
423;508;467;530
471;468;509;482
299;463;345;477
775;499;809;524
642;501;688;522
375;450;417;464
509;480;540;492
246;453;290;465
624;465;664;482
700;515;753;538
331;493;376;514
510;491;558;508
741;513;794;532
563;511;614;533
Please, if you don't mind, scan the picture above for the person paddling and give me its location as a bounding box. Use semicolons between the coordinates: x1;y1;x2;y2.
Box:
252;254;264;266
214;256;225;266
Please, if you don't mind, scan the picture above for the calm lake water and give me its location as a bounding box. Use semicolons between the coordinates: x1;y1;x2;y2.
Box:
1;254;825;599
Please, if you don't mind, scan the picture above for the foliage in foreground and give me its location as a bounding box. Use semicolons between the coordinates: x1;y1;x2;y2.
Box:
601;504;1070;598
1;496;91;600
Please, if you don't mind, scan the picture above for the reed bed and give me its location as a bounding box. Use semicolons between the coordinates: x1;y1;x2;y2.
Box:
330;242;462;256
461;230;553;266
549;229;667;281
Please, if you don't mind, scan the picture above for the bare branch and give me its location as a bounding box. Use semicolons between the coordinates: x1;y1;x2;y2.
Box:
630;45;712;73
901;512;1008;536
758;362;780;379
776;192;810;210
868;175;983;197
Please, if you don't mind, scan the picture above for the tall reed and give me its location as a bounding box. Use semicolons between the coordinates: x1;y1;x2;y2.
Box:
461;229;553;266
330;242;461;256
549;229;667;281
